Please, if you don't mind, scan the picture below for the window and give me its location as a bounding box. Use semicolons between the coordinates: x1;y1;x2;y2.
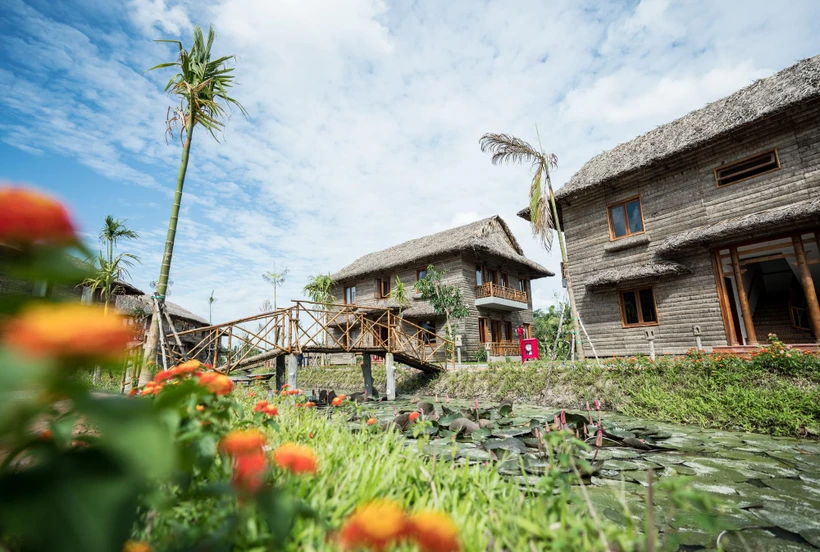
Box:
420;321;436;344
344;286;356;305
500;273;509;288
416;268;427;281
518;279;528;293
475;265;483;286
486;269;498;285
715;150;780;187
607;197;644;240
375;278;391;299
618;287;658;327
503;321;513;342
478;318;488;343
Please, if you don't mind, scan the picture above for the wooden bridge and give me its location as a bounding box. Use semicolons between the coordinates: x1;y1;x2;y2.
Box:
162;301;453;385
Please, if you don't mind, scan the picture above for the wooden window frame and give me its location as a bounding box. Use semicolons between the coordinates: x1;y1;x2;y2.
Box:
344;285;356;305
606;195;645;242
500;273;509;288
618;286;659;328
490;320;501;342
375;278;391;299
478;317;488;343
714;149;780;188
416;268;427;282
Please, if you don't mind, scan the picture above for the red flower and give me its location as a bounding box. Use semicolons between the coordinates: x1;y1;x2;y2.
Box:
272;443;318;475
408;412;420;422
231;451;267;495
263;405;279;416
169;359;202;378
305;401;316;408
367;418;378;426
0;186;77;245
153;370;173;384
253;400;269;412
332;396;344;407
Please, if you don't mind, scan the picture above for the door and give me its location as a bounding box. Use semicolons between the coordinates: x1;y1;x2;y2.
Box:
490;320;501;343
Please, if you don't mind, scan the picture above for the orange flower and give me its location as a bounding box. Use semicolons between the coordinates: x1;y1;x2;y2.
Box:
367;418;378;426
197;372;233;396
263;405;279;416
281;384;290;389
153;370;173;384
253;400;269;412
169;359;202;377
219;429;267;456
332;396;344;407
196;405;205;412
127;388;139;397
272;442;318;475
408;412;420;422
231;451;267;495
305;401;316;408
0;186;77;245
409;511;461;552
337;394;347;401
123;541;152;552
4;304;133;360
338;499;410;551
39;429;53;440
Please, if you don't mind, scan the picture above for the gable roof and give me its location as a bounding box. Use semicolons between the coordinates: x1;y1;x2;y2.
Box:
555;54;820;203
331;216;552;282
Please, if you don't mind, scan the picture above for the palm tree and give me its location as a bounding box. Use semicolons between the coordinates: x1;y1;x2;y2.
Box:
479;132;585;359
142;25;247;377
262;263;289;310
388;275;410;318
208;290;216;324
304;274;336;356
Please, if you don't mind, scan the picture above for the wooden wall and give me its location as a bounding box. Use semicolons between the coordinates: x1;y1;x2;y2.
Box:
560;99;820;356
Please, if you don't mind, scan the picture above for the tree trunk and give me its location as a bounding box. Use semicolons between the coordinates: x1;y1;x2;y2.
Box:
143;109;195;382
546;181;585;360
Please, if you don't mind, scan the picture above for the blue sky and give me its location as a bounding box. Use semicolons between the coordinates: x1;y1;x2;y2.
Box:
2;0;819;322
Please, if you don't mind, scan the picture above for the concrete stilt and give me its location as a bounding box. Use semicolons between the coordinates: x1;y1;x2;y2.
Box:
287;354;298;389
385;352;396;401
361;354;374;397
275;355;285;391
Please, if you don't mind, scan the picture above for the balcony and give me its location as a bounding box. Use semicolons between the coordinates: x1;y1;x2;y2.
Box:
475;282;528;311
488;342;519;357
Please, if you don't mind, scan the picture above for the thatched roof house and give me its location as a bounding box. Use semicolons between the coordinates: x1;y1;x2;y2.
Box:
520;54;820;356
332;216;551;283
328;215;550;362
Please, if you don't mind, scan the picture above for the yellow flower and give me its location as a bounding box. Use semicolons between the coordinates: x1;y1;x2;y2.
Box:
338;499;410;551
409;510;461;552
4;304;133;360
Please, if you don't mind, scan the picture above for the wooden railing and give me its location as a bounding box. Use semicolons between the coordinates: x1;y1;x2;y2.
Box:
489;342;519;356
162;300;452;373
476;282;528;303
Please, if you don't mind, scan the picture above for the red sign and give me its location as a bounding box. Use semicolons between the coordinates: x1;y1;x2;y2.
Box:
520;338;539;362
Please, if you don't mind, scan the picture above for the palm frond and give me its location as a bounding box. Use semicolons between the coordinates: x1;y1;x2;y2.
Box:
479;133;541;169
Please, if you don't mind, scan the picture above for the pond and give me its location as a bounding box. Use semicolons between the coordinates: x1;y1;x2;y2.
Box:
333;392;820;551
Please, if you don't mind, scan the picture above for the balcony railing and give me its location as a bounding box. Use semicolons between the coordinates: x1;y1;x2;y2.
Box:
476;282;528;304
488;342;520;357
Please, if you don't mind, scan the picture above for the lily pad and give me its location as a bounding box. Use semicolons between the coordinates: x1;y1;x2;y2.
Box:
484;437;527;455
491;427;532;438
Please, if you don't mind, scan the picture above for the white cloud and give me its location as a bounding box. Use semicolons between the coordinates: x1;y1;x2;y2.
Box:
2;0;819;324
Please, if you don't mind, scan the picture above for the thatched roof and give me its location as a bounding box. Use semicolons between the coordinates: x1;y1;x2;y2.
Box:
556;54;820;202
656;198;820;257
114;294;209;325
331;216;552;282
585;261;691;291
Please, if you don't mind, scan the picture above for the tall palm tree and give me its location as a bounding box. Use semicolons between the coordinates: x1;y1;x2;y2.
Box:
263;264;289;310
142;25;247;378
85;216;140;315
479;132;585;359
208;290;216;324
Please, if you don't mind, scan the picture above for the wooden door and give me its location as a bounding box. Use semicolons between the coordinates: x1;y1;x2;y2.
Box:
490;320;501;343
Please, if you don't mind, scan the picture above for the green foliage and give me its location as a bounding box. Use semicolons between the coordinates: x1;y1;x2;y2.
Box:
303;273;336;309
387;275;410;313
474;347;489;363
415;265;469;362
533;300;572;359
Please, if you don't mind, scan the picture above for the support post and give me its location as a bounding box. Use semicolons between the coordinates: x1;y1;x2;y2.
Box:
730;247;757;346
792;235;820;343
361;354;374;397
645;329;656;361
287;353;298;389
385;352;396;401
275;355;285;392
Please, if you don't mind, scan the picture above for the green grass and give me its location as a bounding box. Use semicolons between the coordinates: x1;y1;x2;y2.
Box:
294;352;820;437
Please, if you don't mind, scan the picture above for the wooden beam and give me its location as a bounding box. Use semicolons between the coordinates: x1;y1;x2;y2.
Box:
792;236;820;343
712;250;738;346
730;247;757;346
